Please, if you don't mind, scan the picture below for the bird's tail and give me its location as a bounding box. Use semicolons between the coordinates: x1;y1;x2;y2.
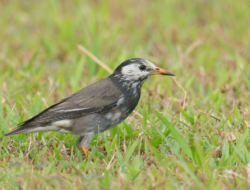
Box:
4;126;35;136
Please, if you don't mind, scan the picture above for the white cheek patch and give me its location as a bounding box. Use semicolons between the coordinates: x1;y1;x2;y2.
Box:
121;64;149;80
121;60;158;81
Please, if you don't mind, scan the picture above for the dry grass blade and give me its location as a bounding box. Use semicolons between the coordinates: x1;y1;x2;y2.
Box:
199;110;221;122
184;39;203;56
173;77;187;110
77;45;113;74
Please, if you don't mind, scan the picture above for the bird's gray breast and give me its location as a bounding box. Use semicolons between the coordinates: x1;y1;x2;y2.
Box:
70;82;141;135
102;94;140;131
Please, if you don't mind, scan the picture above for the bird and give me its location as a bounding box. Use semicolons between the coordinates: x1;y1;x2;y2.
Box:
4;58;175;155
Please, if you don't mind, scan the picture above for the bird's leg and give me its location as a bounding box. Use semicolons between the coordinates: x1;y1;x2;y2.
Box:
77;136;88;155
78;146;88;155
77;134;94;157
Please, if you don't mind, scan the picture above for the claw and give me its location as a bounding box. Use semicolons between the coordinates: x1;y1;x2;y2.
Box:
78;146;88;155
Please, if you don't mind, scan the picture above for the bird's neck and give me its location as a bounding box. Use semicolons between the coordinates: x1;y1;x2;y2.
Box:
109;73;145;97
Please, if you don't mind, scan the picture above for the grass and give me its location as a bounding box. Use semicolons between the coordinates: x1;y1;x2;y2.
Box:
1;0;250;189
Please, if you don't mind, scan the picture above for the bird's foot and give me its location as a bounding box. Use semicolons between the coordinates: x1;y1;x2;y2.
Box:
78;146;92;160
77;146;98;161
78;145;88;155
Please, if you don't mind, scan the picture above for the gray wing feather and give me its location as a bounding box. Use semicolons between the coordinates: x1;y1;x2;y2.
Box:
19;78;122;126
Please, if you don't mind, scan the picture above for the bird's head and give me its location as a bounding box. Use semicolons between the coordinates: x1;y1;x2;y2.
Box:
109;58;175;94
111;58;175;83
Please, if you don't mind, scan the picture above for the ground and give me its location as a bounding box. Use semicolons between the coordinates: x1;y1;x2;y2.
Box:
0;0;250;189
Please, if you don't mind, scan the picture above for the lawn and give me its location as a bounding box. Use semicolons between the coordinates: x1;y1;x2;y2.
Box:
1;0;250;189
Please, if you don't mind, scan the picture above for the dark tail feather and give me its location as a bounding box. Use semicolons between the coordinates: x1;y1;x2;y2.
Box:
4;126;35;136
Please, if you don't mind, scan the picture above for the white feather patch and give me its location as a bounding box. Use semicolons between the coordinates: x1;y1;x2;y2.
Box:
105;112;113;120
145;60;158;69
105;112;121;120
25;126;59;133
52;119;71;127
112;112;121;121
24;119;72;134
117;96;125;106
55;108;89;112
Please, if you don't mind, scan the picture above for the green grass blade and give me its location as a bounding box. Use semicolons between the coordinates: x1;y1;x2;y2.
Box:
155;111;193;160
124;140;139;163
240;67;250;91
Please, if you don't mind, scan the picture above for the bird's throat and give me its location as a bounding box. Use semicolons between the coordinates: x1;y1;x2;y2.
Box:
109;73;144;97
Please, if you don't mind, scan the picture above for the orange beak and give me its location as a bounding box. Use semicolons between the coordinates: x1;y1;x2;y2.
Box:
151;67;175;76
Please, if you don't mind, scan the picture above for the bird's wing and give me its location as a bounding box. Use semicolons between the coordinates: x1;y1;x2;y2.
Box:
19;78;122;126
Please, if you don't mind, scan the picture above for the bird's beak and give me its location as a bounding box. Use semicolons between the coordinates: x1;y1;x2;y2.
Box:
151;68;175;76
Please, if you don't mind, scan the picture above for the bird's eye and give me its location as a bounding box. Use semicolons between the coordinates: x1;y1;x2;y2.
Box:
139;65;146;71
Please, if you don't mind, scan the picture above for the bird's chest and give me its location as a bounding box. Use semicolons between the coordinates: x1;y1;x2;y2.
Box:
103;94;140;130
118;96;140;115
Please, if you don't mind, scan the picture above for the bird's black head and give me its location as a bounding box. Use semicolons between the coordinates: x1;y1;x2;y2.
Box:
109;58;175;94
111;58;175;82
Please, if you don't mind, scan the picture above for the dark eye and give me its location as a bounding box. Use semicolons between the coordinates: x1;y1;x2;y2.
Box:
139;65;146;70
